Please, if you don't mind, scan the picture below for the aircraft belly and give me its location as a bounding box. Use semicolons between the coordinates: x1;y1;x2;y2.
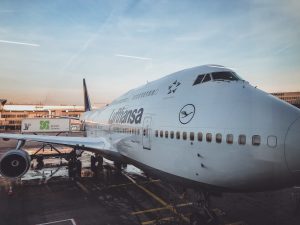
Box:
121;138;291;191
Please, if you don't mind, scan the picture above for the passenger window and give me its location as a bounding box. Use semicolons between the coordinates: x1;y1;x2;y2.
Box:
160;130;163;138
198;132;203;142
143;129;147;136
165;131;169;138
137;129;140;135
202;74;211;83
239;135;246;145
183;132;187;140
190;132;195;141
216;133;222;143
226;134;233;144
155;130;158;137
193;74;205;86
170;131;174;139
206;133;212;142
252;135;261;146
176;131;180;139
267;136;277;148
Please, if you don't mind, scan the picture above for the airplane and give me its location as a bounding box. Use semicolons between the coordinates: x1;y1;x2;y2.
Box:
0;64;299;195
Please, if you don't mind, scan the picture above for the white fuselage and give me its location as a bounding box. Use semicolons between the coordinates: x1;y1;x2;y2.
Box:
81;65;300;192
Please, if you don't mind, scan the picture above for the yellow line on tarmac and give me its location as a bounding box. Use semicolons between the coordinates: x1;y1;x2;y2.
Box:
141;216;175;225
105;179;160;189
225;221;247;225
122;172;190;224
131;202;193;215
75;181;90;194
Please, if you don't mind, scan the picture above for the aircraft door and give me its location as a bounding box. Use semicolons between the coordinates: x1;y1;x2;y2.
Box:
142;117;152;150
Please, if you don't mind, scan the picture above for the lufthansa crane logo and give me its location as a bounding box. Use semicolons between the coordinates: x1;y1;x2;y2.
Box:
179;104;195;124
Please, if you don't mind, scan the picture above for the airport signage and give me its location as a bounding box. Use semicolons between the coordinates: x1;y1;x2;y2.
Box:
21;118;70;133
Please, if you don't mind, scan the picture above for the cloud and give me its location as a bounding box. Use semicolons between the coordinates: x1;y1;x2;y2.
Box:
115;54;152;61
0;39;40;47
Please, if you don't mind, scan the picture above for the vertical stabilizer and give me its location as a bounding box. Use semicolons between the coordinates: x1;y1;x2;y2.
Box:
83;79;91;111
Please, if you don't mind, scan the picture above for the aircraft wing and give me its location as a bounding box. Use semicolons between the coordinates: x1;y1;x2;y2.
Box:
0;133;109;151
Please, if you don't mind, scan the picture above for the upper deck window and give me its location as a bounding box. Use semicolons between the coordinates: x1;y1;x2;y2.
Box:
211;71;239;81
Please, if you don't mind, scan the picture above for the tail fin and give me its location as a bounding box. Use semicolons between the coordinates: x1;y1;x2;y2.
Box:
83;78;91;111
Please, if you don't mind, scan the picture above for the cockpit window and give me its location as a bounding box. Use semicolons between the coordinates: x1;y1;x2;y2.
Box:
202;74;211;83
193;74;205;86
193;71;241;86
211;71;239;81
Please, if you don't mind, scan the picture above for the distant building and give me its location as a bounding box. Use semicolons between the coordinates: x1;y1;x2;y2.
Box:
0;104;84;131
0;99;7;109
271;92;300;108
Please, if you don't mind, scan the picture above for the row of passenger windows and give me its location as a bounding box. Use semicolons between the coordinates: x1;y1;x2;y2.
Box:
132;89;159;100
112;126;141;135
155;130;277;147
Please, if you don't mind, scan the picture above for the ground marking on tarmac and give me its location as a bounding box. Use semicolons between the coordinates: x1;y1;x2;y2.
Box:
122;171;190;224
75;181;90;194
131;202;193;215
141;215;192;225
225;221;247;225
104;179;160;189
36;218;76;225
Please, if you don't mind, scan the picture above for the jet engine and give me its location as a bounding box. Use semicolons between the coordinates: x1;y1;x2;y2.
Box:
0;149;31;178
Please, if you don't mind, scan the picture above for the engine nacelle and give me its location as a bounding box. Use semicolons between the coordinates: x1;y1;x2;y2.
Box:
0;149;31;178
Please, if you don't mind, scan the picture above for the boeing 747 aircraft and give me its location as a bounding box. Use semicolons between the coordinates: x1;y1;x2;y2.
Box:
0;65;299;194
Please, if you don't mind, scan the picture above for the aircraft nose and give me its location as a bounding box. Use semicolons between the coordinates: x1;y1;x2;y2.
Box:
285;117;300;180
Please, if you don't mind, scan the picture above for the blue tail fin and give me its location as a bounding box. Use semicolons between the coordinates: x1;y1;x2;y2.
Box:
83;79;91;111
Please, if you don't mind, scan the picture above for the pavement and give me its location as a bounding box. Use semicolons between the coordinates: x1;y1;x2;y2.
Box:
0;138;300;225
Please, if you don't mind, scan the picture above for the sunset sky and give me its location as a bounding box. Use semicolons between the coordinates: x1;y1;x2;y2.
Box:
0;0;299;106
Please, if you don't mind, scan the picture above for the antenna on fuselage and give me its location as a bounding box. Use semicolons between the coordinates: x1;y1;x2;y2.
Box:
83;78;92;111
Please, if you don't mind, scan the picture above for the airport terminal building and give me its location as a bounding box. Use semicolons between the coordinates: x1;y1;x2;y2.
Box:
0;102;83;131
271;92;300;108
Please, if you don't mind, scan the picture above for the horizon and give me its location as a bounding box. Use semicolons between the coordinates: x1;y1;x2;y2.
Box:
2;89;300;107
1;0;300;105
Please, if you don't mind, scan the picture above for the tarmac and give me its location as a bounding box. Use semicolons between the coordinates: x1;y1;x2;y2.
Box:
0;138;300;225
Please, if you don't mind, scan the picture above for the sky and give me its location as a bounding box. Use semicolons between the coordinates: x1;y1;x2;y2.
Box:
0;0;299;106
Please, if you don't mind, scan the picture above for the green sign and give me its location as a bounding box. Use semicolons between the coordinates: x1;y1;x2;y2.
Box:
40;120;50;130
